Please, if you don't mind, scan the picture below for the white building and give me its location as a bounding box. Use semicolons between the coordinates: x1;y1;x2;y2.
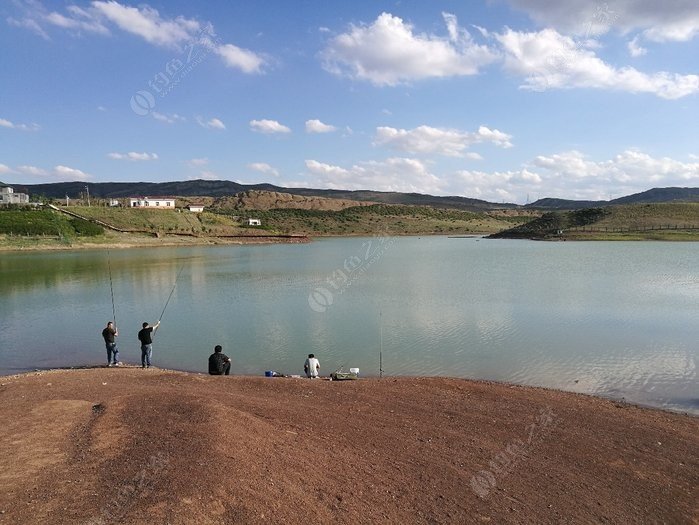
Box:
248;218;261;226
128;197;176;209
109;199;121;207
0;186;29;205
187;204;205;213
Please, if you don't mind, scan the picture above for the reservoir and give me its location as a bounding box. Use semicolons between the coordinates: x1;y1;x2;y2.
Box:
1;236;697;414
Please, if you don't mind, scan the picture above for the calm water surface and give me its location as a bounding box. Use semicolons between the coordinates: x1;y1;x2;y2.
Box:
1;237;697;414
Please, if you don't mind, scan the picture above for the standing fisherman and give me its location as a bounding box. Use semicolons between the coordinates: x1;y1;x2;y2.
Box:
138;320;160;368
102;321;120;367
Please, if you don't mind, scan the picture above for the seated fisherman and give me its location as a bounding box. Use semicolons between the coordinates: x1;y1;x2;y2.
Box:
208;345;231;376
304;353;320;378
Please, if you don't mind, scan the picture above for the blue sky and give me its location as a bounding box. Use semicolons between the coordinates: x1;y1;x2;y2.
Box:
1;0;698;203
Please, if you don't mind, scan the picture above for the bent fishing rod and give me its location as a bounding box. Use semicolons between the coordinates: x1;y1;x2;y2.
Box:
157;264;185;325
107;251;117;328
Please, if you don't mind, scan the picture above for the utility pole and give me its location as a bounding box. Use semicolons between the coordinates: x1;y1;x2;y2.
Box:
66;195;69;206
85;185;90;207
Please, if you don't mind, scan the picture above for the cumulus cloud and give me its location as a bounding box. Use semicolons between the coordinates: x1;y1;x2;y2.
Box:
455;168;541;203
108;152;158;161
0;117;40;131
196;116;226;130
305;119;337;134
250;119;291;134
16;165;49;177
320;12;498;85
247;162;279;177
454;149;699;203
304;157;444;194
374;125;512;157
9;1;267;74
12;163;90;181
496;28;699;99
53;165;90;180
506;0;699;42
0;164;15;174
215;44;266;74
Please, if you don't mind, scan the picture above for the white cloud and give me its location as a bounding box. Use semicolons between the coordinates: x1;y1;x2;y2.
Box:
304;157;444;194
53;165;90;180
305;119;337;134
151;112;185;124
198;170;219;180
250;119;291;134
374;125;512;157
17;165;49;177
496;28;699;99
247;162;279;177
320;12;498;85
454;168;541;203
90;1;200;48
10;1;267;74
13;164;90;181
45;8;108;35
108;152;159;161
0;164;14;174
506;0;699;42
187;157;209;166
627;36;647;57
453;149;699;203
0;117;40;131
215;44;266;74
7;15;50;40
196;116;226;130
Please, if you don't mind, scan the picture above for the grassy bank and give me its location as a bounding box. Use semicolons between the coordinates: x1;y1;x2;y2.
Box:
491;202;699;240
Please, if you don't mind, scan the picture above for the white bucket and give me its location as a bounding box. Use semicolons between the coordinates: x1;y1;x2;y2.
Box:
349;367;359;375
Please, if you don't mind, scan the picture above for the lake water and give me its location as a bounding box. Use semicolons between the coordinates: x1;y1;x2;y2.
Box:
1;237;697;414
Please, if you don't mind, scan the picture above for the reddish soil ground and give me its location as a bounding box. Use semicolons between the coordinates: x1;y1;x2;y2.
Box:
0;368;696;524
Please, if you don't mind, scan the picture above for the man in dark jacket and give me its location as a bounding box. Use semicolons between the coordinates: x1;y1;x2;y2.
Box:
101;321;119;366
138;320;160;368
208;345;231;375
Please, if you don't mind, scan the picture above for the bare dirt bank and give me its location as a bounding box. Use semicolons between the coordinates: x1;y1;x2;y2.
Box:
0;368;696;524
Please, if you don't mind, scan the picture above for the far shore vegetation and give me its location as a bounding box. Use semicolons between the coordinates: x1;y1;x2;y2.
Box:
1;197;698;250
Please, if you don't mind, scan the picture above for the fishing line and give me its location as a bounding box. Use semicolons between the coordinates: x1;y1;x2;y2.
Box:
158;264;185;324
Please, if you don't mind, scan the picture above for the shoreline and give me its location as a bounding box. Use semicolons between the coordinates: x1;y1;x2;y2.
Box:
3;365;697;418
0;367;696;523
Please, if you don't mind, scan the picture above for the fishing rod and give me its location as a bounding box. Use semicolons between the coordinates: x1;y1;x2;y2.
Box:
379;310;383;379
157;264;185;324
107;251;117;328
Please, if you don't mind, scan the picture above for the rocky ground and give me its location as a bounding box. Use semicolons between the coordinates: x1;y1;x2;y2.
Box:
0;368;696;524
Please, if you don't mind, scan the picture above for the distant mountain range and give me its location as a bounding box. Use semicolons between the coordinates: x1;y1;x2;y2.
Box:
3;180;699;211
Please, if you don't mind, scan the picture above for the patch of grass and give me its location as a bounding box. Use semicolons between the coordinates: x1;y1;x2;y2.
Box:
0;209;74;236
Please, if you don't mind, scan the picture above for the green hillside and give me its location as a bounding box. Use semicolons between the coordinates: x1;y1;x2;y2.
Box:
0;208;103;238
490;203;699;240
69;206;254;236
214;204;526;236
